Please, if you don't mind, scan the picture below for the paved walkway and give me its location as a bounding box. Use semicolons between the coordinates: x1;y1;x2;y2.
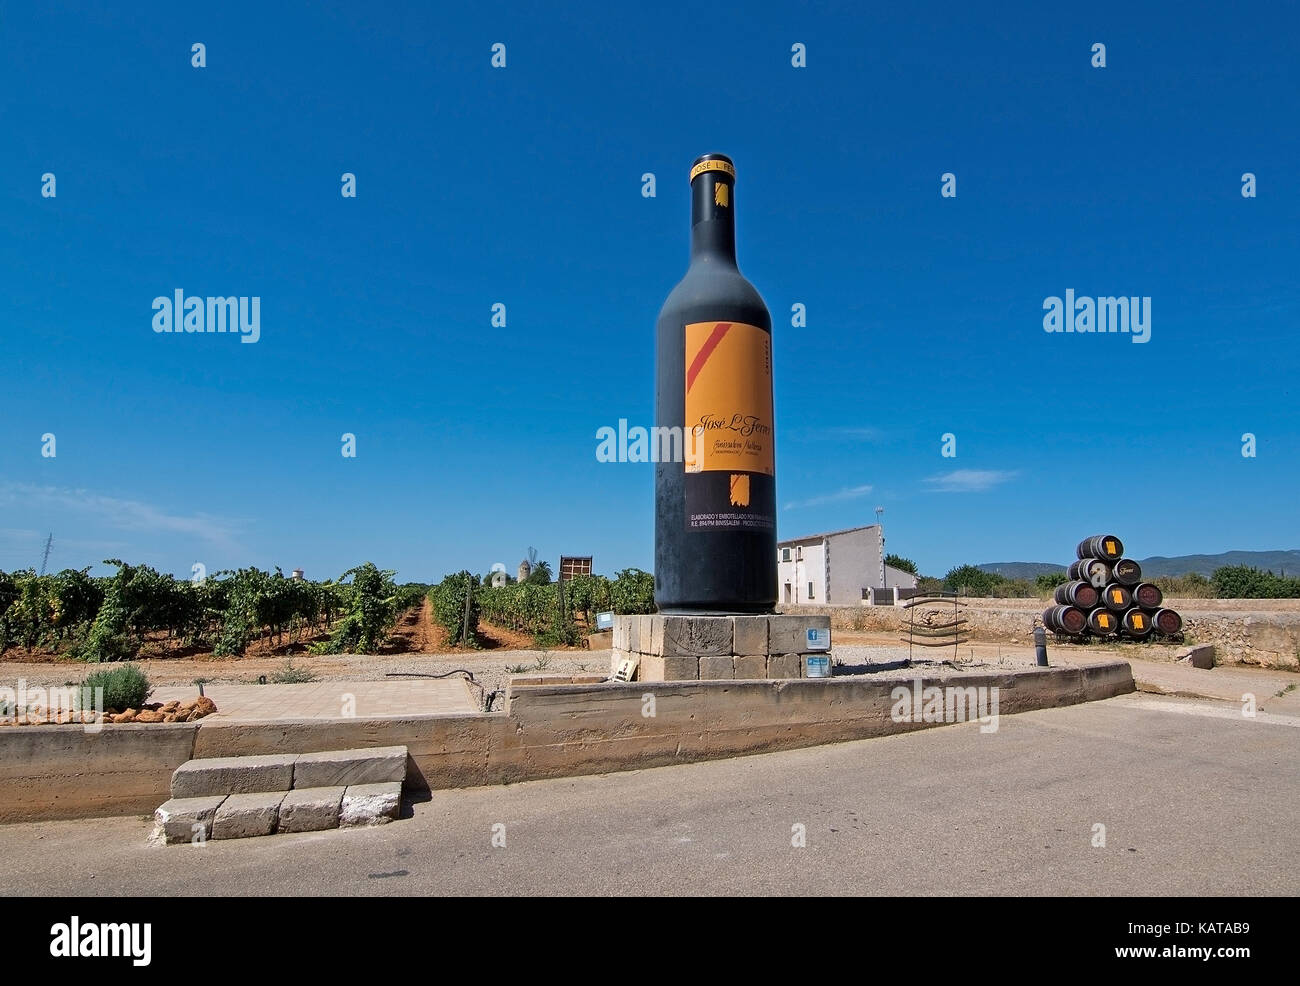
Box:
150;679;479;721
1126;655;1300;714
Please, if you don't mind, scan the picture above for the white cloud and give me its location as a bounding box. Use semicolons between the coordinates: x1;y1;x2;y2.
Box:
0;483;244;551
784;484;874;510
923;470;1019;493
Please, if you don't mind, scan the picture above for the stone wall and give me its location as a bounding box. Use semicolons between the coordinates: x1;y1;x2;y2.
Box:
780;600;1300;670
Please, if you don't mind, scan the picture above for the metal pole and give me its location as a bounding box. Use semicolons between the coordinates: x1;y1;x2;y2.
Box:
1034;626;1049;667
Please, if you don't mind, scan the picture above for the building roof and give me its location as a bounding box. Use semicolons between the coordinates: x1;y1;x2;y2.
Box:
778;524;879;545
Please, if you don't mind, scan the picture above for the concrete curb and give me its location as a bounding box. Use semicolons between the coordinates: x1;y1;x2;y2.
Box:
0;660;1134;823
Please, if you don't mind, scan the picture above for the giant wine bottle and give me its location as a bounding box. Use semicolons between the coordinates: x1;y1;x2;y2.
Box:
654;153;776;613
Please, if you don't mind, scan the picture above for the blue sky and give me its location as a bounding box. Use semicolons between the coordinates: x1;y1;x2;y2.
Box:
1;0;1297;583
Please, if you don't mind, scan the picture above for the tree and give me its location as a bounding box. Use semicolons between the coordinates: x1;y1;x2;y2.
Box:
526;561;553;585
943;564;1003;597
1035;572;1069;593
884;554;918;575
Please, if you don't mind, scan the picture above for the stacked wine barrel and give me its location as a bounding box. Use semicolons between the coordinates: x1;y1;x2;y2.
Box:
1041;533;1183;641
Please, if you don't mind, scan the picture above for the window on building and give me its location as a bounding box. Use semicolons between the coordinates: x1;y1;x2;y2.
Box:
781;548;790;562
808;581;815;600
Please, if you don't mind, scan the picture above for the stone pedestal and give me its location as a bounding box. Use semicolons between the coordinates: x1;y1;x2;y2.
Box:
611;613;832;681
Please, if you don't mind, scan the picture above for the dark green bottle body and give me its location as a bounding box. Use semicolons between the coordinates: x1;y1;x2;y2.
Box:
654;154;777;614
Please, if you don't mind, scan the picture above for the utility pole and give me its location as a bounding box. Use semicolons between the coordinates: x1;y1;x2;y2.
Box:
875;507;886;590
39;533;54;575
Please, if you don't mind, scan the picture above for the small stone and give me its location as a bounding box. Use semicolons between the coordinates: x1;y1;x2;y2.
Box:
278;787;345;832
339;782;402;827
1175;644;1215;669
153;795;226;845
211;792;285;839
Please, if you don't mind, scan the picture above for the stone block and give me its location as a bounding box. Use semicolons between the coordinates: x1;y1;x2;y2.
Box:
278;786;344;832
733;654;768;679
636;654;666;681
293;745;407;788
339;782;402;827
698;656;735;680
211;791;285;840
152;795;226;845
767;653;802;679
767;615;809;654
612;617;630;652
769;614;831;654
660;615;733;658
645;615;665;655
733;616;769;656
171;754;297;799
662;656;700;681
1175;644;1216;669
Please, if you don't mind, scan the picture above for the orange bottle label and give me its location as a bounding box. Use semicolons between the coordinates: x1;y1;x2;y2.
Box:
684;321;774;476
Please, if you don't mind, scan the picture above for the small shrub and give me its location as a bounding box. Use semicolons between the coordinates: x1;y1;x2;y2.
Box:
81;663;151;711
270;659;317;684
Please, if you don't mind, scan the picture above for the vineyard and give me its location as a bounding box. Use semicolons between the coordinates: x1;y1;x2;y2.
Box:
430;569;655;648
0;561;425;661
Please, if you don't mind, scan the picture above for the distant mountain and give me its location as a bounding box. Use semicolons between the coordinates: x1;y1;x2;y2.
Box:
978;550;1300;580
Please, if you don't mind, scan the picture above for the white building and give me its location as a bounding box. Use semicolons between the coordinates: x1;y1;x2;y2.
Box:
777;524;918;606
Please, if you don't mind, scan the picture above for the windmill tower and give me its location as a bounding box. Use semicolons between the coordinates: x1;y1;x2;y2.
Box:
519;546;539;584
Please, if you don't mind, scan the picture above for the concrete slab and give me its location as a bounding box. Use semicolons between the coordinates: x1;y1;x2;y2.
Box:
171;753;298;799
277;787;344;833
339;782;402;827
211;791;285;839
153;795;226;845
293;746;407;788
150;680;477;722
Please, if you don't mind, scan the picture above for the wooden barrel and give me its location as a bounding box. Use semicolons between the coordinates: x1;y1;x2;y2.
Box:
1120;607;1153;637
1042;605;1087;635
1068;558;1110;588
1076;534;1124;561
1087;607;1118;635
1132;582;1163;609
1110;558;1142;586
1152;608;1183;635
1054;580;1099;608
1101;583;1132;612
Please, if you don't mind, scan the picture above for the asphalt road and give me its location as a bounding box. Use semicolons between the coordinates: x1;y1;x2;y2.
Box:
2;693;1296;896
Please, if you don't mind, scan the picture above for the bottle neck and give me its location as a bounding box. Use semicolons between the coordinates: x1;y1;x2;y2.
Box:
690;172;737;264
